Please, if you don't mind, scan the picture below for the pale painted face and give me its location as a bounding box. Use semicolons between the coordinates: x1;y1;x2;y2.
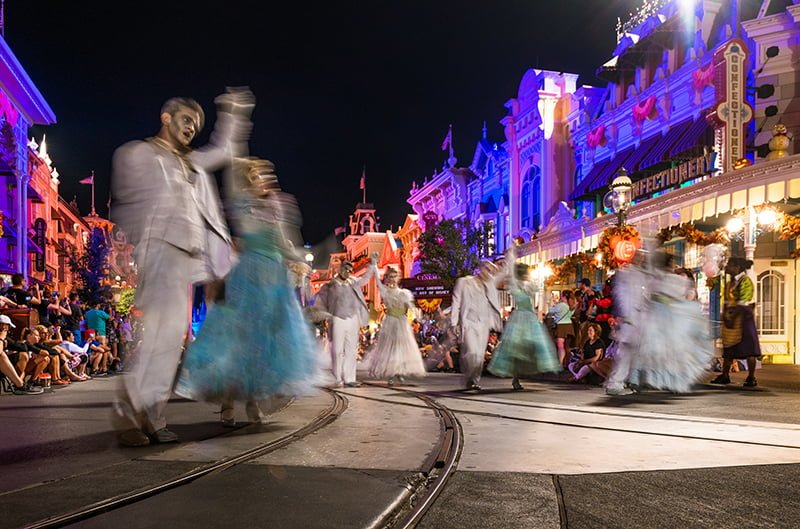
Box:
338;264;353;280
478;264;494;282
164;106;200;149
385;270;398;287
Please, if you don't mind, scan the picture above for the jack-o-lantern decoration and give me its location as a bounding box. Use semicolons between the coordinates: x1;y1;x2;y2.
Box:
613;239;637;264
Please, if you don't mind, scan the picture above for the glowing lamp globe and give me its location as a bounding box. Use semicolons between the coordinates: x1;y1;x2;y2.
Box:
757;208;779;227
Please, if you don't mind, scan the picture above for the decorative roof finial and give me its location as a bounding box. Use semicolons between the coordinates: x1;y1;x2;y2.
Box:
482;120;487;139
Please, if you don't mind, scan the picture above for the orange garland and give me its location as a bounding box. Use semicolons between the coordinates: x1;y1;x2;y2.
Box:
656;223;729;246
777;212;800;257
545;252;598;287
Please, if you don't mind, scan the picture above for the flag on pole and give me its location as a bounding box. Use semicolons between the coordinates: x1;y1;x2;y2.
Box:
79;174;94;185
359;167;366;190
441;126;452;151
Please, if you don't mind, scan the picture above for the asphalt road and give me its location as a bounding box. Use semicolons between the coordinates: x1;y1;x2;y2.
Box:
3;368;800;529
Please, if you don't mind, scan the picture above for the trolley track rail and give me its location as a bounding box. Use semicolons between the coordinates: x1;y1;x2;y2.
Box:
20;390;348;529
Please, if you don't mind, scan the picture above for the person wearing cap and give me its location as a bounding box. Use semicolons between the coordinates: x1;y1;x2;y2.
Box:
451;259;504;391
0;315;42;394
315;254;378;388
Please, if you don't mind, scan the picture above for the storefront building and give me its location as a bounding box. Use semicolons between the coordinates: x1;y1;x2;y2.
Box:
0;34;56;279
407;1;800;363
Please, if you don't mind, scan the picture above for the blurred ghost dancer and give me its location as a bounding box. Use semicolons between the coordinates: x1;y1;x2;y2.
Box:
110;89;254;447
176;159;323;426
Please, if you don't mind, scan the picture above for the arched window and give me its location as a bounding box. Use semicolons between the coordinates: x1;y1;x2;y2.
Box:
531;173;541;230
757;271;785;335
521;182;531;229
521;166;541;230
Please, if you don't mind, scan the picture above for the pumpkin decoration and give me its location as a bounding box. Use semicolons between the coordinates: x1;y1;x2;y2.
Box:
598;225;640;269
613;239;638;264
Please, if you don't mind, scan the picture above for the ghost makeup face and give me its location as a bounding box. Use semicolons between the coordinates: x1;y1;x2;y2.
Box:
161;106;201;151
384;267;399;288
245;160;279;197
338;262;354;281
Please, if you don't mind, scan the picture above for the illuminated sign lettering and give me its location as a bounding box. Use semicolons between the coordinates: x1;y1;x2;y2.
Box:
710;39;753;172
632;151;716;199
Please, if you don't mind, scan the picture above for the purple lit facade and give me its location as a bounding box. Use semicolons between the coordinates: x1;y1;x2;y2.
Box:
0;34;56;278
408;1;800;364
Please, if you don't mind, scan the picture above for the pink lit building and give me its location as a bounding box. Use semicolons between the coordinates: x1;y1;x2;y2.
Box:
407;1;800;363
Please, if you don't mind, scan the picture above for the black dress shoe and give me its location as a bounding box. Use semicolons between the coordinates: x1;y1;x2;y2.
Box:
118;429;150;447
469;383;481;391
710;374;731;385
743;377;758;388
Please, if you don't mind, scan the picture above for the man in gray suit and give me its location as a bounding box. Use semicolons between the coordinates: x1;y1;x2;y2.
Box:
451;261;503;390
315;254;377;387
111;89;254;446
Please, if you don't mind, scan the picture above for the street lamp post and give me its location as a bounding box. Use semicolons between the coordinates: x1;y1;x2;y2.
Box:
609;168;633;227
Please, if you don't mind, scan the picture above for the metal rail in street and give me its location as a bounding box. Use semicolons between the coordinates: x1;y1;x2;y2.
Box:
359;383;464;529
20;390;349;529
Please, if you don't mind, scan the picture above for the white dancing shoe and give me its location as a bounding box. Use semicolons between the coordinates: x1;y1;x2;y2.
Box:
246;401;269;425
605;386;634;396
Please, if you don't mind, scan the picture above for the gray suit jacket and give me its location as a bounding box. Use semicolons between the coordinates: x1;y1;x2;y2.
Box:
450;274;503;331
112;111;250;282
315;265;375;327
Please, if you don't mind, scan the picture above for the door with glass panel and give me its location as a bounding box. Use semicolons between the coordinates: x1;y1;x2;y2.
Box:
753;260;794;363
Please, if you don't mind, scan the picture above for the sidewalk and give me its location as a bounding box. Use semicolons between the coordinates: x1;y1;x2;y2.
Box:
718;363;800;392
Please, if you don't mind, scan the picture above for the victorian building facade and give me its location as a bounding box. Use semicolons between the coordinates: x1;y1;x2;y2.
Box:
0;33;134;298
406;0;800;364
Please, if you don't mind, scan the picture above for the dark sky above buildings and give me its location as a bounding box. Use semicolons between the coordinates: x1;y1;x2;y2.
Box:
8;0;641;244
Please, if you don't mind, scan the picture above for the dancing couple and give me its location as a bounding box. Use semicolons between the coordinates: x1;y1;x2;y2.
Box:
112;90;319;445
451;246;559;391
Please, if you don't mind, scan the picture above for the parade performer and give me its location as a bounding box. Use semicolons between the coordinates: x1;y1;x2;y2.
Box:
711;257;762;387
616;250;713;394
111;89;254;446
605;258;647;396
176;159;321;425
451;260;503;391
315;255;377;388
488;247;560;390
364;266;426;385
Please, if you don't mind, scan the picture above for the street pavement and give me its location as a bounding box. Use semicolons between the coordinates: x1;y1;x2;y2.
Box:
2;366;800;528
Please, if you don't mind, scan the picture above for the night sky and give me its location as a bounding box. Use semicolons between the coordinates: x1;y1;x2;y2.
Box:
8;0;640;244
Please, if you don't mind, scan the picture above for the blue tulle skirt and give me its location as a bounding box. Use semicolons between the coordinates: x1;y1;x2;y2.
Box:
488;309;560;377
176;244;321;403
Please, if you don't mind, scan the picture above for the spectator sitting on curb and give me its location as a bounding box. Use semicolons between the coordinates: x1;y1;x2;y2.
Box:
86;330;111;376
0;315;42;394
60;331;92;379
21;328;52;384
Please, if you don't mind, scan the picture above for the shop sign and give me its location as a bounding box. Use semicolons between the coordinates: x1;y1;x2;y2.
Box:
632;151;715;199
400;278;450;299
33;218;46;272
709;38;753;172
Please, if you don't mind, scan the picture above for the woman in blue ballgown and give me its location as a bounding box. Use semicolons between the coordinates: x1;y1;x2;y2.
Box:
175;159;321;425
488;246;560;390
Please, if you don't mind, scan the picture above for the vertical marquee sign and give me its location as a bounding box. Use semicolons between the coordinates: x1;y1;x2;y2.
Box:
33;218;46;273
709;38;753;172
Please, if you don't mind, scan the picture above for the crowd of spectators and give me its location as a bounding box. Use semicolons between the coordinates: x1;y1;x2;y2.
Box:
0;273;134;396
